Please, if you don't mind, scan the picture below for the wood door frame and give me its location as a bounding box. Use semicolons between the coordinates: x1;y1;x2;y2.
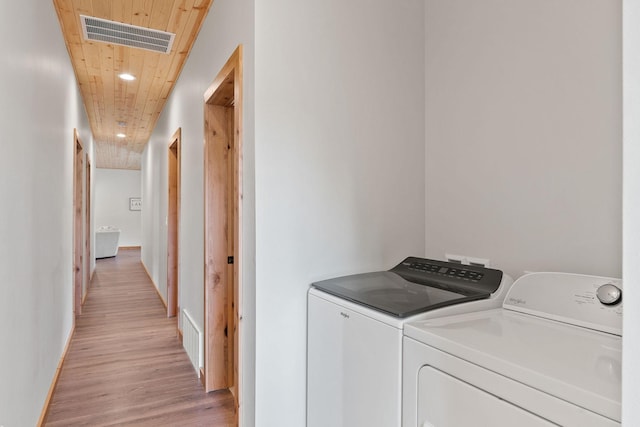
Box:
203;45;243;415
84;154;91;300
167;128;181;318
73;130;84;317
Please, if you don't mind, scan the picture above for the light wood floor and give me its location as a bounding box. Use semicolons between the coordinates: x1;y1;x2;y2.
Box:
45;248;236;426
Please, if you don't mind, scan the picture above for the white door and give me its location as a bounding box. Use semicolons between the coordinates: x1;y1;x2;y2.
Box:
418;366;555;427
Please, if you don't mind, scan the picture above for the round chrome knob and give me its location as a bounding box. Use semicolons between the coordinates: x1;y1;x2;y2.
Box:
596;283;622;305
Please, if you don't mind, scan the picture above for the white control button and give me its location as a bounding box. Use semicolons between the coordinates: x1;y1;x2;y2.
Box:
596;283;622;305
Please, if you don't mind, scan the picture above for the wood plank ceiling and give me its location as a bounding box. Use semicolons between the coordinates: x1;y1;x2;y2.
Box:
53;0;213;170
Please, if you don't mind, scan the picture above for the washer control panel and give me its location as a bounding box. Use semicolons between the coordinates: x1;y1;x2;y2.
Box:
391;257;504;296
404;260;485;282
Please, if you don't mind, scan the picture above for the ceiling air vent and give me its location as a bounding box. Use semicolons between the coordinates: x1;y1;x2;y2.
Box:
80;15;175;54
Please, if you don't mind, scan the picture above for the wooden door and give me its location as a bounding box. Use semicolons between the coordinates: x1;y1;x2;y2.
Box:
203;45;243;419
84;155;91;299
167;128;181;318
73;130;84;317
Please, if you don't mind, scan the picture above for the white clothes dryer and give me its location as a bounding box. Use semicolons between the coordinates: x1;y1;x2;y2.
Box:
402;272;622;427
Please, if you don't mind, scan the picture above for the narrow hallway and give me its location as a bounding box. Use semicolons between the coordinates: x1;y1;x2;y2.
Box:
44;249;235;426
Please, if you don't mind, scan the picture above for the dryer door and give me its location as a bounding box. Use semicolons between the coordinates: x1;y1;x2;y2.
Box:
417;366;554;427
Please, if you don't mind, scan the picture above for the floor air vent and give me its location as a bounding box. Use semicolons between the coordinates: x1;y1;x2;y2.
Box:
80;15;175;54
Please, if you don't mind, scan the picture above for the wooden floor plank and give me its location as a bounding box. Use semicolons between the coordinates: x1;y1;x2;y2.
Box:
45;249;235;426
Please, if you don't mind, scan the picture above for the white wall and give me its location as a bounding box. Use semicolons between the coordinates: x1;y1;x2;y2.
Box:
423;0;622;280
141;143;165;294
95;168;141;247
0;1;92;425
623;0;640;423
254;1;425;425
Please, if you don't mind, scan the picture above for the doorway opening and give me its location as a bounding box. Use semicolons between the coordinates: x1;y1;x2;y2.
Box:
203;45;243;417
73;130;84;317
167;128;181;319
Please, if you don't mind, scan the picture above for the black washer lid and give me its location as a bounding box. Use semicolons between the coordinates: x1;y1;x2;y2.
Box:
311;257;504;318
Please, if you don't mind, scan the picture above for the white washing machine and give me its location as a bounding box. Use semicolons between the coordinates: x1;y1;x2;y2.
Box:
307;257;514;427
403;272;622;427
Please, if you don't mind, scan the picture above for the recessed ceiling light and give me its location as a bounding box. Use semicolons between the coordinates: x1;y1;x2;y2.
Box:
117;133;126;138
118;73;136;81
117;121;127;127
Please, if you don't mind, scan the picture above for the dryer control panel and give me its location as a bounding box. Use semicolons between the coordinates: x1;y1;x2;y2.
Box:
504;272;622;336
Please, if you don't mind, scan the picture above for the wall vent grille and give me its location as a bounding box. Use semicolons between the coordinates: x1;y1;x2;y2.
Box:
181;309;203;375
80;15;175;54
